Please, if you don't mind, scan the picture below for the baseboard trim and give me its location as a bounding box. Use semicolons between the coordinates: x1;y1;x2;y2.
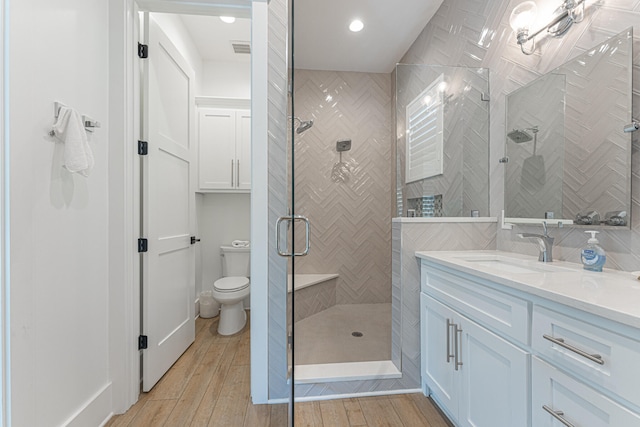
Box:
266;388;423;405
64;382;112;427
294;388;423;402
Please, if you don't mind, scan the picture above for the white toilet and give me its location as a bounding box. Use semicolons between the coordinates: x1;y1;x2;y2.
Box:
212;245;250;335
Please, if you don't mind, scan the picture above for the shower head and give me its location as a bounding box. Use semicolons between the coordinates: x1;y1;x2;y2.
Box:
507;125;539;143
291;117;314;134
507;129;533;143
296;119;314;134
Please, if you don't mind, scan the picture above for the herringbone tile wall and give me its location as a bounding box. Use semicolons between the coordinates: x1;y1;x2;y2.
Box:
401;0;640;270
396;65;491;217
292;70;393;305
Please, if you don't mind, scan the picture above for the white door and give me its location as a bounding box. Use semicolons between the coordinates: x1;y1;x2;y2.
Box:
421;293;458;422
141;15;196;392
458;316;528;427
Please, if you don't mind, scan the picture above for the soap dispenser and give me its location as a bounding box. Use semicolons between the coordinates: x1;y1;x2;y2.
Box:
581;230;606;272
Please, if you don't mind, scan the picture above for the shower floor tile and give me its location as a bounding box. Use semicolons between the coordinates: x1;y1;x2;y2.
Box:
294;303;391;365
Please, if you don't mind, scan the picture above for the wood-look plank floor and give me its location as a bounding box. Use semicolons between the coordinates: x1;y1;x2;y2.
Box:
106;315;453;427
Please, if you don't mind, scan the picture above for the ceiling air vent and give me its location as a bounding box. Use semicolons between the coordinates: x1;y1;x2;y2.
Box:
231;42;251;54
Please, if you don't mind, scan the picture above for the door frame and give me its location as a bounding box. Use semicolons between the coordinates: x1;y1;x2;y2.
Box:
109;0;269;413
0;0;9;423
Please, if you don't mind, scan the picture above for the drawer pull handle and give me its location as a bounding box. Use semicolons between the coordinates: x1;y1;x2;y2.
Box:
454;326;463;371
446;319;454;363
543;334;604;365
543;405;575;427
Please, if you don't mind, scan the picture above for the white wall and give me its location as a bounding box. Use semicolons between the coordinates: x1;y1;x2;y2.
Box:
201;60;251;98
10;0;112;425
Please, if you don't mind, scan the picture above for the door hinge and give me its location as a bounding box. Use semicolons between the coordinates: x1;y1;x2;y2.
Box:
499;157;509;163
138;335;148;350
138;140;148;155
138;42;149;59
138;238;148;253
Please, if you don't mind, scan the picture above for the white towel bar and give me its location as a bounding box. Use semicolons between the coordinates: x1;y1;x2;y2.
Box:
50;101;101;136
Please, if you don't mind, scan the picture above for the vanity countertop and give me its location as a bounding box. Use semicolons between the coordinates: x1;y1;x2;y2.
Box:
416;250;640;330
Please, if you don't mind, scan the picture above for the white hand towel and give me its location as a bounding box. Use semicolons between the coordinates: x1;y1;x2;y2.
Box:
52;106;94;177
232;240;250;248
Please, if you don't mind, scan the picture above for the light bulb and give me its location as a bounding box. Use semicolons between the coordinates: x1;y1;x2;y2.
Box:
349;19;364;32
220;16;236;24
509;1;538;33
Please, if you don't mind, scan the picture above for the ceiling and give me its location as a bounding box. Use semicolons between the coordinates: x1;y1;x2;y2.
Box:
179;0;443;73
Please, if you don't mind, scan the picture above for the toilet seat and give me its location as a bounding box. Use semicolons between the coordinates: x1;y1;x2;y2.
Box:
214;276;250;292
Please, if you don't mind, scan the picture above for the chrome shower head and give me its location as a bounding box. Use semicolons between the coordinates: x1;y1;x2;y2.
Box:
507;125;539;143
507;129;533;143
295;119;314;134
291;116;314;134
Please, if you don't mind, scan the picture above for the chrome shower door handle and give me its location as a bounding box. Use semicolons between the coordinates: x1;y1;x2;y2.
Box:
276;216;292;257
293;215;310;256
275;215;311;257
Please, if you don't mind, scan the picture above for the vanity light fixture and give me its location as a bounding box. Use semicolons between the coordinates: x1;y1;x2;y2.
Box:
510;0;586;55
349;19;364;32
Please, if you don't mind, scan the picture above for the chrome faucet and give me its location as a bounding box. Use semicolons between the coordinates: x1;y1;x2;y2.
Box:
518;221;554;262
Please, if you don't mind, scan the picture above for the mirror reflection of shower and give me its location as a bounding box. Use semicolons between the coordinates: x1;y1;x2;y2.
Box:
292;116;314;134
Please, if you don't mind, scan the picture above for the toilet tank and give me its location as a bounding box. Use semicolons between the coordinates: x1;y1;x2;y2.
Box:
220;246;250;277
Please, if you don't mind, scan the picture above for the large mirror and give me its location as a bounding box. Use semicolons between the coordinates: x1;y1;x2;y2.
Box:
504;27;633;227
396;64;490;217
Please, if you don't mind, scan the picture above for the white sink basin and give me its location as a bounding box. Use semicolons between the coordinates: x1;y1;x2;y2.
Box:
455;255;574;274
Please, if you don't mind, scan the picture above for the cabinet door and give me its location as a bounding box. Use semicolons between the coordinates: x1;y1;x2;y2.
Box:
458;315;529;427
235;110;251;190
198;108;235;190
532;356;640;427
422;293;459;422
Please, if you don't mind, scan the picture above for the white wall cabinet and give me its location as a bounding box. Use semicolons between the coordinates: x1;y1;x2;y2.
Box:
421;293;529;427
198;108;251;192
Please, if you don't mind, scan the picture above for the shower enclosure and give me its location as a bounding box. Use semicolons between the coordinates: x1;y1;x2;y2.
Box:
273;1;488;425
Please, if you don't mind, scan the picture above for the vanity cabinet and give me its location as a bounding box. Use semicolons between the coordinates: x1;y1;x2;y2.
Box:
421;291;529;427
419;252;640;427
532;356;640;426
197;108;251;192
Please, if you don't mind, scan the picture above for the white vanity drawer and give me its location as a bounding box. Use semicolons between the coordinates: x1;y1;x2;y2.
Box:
532;356;640;427
421;262;529;344
533;305;640;409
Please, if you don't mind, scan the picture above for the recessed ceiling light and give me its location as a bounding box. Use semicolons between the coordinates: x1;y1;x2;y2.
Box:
349;19;364;32
220;16;236;24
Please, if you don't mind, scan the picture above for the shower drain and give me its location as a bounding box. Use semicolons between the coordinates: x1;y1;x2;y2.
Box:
351;331;364;337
